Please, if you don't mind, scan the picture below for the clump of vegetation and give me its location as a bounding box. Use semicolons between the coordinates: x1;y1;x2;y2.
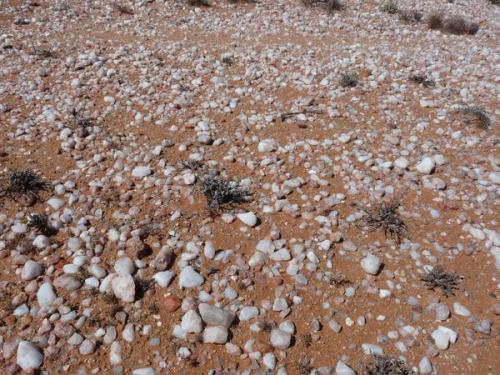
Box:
379;1;399;14
427;14;479;35
339;73;359;88
187;0;210;6
325;272;351;287
71;109;95;129
444;15;479;35
490;0;499;5
428;13;443;30
2;169;50;203
112;3;135;15
180;160;205;171
302;0;343;12
366;355;412;375
296;356;313;375
199;173;251;214
460;106;491;129
32;47;56;59
26;213;55;236
409;74;435;88
360;202;408;242
302;333;313;347
422;266;462;296
398;9;423;23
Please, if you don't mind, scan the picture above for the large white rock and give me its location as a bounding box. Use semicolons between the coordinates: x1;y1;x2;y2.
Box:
336;360;357;375
419;357;433;374
37;282;57;307
431;326;458;350
263;352;277;370
361;343;384;355
114;257;136;275
21;260;43;280
199;303;235;328
239;306;259;321
270;329;291;349
132;166;152;177
236;212;258;227
16;341;43;370
453;302;471;317
32;235;49;249
110;341;122;365
153;271;175;287
111;274;135;302
133;368;155;375
257;139;276;153
360;254;381;275
416;157;436;174
179;266;204;288
181;310;203;334
202;326;228;344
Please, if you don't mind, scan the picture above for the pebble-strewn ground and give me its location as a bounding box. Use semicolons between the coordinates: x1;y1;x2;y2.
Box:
0;0;499;374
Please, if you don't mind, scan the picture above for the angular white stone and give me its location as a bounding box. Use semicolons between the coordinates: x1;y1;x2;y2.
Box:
16;341;43;370
361;254;381;275
419;357;433;374
133;368;155;375
114;257;135;275
153;271;175;287
179;266;204;288
431;326;458;350
202;326;228;344
416;157;435;174
33;235;49;249
132;166;152;177
236;212;258;227
239;306;259;321
270;329;291;349
453;302;471;317
111;274;135;302
21;260;43;280
181;310;203;334
361;343;384;355
37;282;57;307
199;303;235;328
336;360;356;375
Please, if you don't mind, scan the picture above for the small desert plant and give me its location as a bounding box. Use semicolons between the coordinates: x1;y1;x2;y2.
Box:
26;213;55;236
379;1;399;14
339;73;359;88
32;47;56;59
421;266;462;296
302;333;313;347
444;15;479;35
112;3;134;15
296;356;313;375
198;173;251;214
302;0;343;12
180;160;205;171
409;74;435;88
71;109;95;129
460;106;491;129
359;202;408;242
428;13;443;30
3;169;50;202
366;355;412;375
398;9;423;23
187;0;210;6
428;14;479;35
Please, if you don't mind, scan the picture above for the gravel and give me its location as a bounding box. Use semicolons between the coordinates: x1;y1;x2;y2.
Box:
0;0;497;373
